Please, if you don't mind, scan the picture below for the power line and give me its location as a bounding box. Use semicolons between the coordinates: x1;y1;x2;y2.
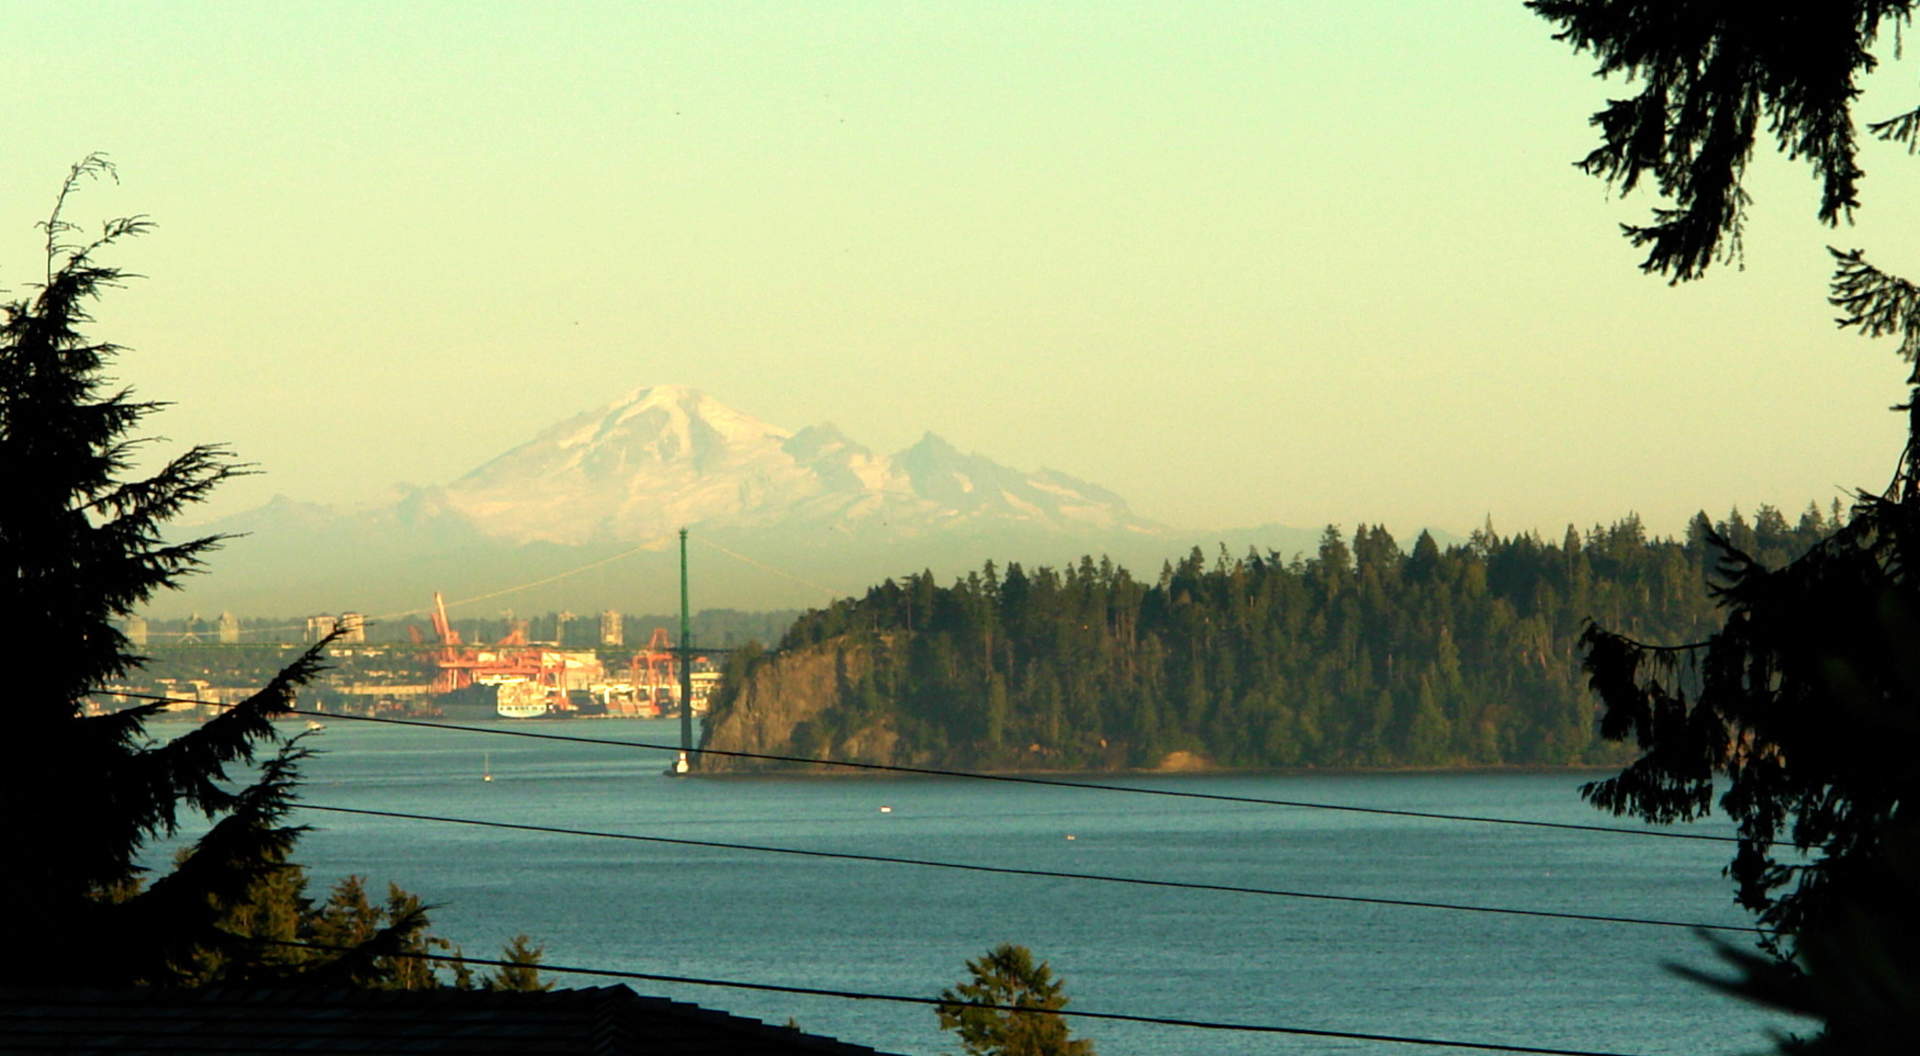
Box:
98;689;1739;844
297;803;1759;934
260;703;1738;844
117;694;1743;1050
250;938;1656;1056
102;689;1737;842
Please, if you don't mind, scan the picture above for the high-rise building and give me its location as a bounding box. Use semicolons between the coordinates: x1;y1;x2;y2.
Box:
124;615;148;648
340;611;367;644
599;609;623;647
305;614;338;643
217;611;240;644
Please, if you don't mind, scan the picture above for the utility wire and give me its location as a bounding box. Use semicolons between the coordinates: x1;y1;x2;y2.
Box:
103;688;1737;843
297;803;1760;934
250;938;1655;1056
255;703;1738;844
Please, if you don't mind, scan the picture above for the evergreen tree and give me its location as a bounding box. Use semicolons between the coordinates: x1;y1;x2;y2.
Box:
1407;529;1441;583
1534;5;1920;1050
936;944;1094;1056
487;935;555;992
1526;1;1900;282
0;156;429;987
705;501;1833;775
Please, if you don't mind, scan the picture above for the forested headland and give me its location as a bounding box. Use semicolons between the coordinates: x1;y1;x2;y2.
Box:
702;505;1840;772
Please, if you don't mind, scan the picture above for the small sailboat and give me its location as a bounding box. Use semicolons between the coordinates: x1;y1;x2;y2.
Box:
481;752;494;782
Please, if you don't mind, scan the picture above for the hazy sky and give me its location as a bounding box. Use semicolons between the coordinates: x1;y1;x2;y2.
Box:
8;2;1918;543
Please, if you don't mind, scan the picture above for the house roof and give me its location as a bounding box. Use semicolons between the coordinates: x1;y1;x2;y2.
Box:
0;985;902;1056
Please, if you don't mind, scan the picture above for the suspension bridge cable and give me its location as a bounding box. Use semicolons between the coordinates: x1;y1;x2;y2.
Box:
296;802;1758;934
141;528;843;638
238;702;1735;844
247;938;1656;1056
690;534;844;599
413;536;677;615
134;533;683;637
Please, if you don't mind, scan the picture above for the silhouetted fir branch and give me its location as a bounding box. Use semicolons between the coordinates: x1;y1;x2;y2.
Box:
1867;103;1920;152
1671;830;1920;1055
1579;497;1920;956
1829;249;1920;369
1528;2;1902;281
2;157;550;990
1501;7;1920;1048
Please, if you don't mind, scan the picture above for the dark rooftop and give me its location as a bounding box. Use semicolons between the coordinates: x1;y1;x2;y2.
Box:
0;985;903;1056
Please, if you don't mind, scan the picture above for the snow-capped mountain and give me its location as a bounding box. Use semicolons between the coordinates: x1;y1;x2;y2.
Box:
166;385;1205;614
428;385;1163;545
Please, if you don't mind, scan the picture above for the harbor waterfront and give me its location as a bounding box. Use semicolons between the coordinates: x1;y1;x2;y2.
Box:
192;718;1806;1056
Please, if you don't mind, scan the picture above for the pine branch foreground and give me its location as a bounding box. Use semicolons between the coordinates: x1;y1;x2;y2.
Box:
1534;5;1920;1050
0;155;542;990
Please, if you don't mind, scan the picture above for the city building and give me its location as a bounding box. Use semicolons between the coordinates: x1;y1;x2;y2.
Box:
306;614;338;643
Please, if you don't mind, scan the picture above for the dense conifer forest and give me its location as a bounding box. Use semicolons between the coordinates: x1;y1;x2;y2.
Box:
709;505;1842;770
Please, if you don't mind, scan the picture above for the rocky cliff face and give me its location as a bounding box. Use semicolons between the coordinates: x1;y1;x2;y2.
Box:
698;639;899;772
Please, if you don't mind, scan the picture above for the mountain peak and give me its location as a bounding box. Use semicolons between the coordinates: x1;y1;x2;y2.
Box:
538;384;794;457
897;431;962;464
783;422;868;463
425;389;1156;545
613;382;705;409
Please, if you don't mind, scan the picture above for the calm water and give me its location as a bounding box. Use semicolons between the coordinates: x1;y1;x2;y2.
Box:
165;718;1805;1055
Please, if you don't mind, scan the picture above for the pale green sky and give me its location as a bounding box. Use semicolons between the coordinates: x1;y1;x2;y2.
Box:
7;1;1917;545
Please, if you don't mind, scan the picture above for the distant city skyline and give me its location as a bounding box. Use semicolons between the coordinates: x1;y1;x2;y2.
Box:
7;2;1915;550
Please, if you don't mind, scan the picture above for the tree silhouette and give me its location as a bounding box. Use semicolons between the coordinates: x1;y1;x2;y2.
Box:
936;944;1094;1056
0;155;421;986
1527;2;1908;282
1533;4;1920;1049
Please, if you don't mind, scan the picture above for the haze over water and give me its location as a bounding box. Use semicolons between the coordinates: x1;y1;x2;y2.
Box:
240;718;1805;1056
